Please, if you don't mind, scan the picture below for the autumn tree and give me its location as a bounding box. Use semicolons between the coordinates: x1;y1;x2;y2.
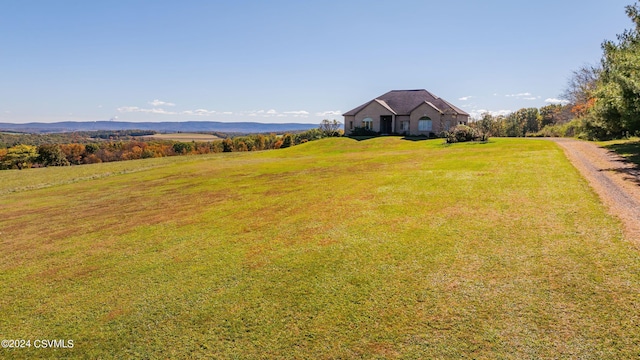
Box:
222;138;234;152
2;144;38;169
539;104;573;127
562;65;600;118
60;143;86;164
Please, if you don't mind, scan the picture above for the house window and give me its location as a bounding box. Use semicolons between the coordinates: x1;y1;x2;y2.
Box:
350;121;353;130
418;117;432;131
401;121;409;132
362;117;373;130
445;120;451;130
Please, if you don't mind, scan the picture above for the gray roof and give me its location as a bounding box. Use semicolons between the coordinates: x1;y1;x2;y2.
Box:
343;89;469;117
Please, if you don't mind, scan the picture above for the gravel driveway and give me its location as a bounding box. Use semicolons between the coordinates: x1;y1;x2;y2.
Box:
550;138;640;243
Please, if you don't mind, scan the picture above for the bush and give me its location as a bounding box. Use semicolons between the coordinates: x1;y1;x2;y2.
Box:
531;118;585;138
349;126;378;137
446;125;487;143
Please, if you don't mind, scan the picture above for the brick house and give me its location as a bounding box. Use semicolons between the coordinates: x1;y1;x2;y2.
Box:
343;89;469;136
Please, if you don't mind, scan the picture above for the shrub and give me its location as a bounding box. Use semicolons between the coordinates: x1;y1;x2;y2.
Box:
532;118;585;138
446;125;487;143
349;126;378;137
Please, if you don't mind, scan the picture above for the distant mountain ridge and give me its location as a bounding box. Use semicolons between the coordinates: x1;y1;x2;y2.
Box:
0;121;322;134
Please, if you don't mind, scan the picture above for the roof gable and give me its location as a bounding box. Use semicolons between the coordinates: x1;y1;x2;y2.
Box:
373;99;397;115
343;89;469;117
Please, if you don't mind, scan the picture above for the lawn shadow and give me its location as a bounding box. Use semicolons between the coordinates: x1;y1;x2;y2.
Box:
347;136;379;141
599;167;640;186
601;140;640;186
602;141;640;167
401;136;431;142
347;135;425;142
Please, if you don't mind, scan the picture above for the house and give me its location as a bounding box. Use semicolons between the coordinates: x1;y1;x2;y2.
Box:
342;89;470;136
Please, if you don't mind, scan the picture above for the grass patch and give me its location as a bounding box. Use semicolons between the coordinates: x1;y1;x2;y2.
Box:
1;137;639;358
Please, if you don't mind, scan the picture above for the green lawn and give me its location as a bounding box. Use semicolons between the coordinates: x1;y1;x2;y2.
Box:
1;137;639;358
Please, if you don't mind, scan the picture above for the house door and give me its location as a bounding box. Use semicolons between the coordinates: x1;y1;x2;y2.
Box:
380;116;392;134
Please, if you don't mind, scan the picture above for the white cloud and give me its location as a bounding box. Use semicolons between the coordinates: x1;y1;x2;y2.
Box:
545;98;570;105
246;109;280;117
117;106;177;115
194;109;215;115
315;110;342;117
458;96;473;101
182;108;217;116
283;110;309;117
523;97;537;100
148;108;176;115
506;92;532;98
117;106;138;112
244;109;275;117
149;99;176;107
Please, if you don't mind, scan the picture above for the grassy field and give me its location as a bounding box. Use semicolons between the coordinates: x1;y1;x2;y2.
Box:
1;137;639;358
141;133;221;141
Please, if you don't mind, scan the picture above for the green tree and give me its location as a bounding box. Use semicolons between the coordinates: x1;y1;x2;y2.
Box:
504;112;524;137
476;113;495;136
85;143;100;154
523;108;541;134
172;142;193;154
37;144;70;167
595;2;640;135
280;134;293;148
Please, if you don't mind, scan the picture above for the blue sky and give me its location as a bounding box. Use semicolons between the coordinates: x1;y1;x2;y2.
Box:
0;0;633;124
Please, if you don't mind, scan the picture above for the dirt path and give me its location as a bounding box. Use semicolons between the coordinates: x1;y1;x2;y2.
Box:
549;138;640;244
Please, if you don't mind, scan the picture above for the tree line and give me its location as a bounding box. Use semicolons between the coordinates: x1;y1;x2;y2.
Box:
555;2;640;140
469;104;575;138
471;2;640;141
0;121;343;170
0;129;238;148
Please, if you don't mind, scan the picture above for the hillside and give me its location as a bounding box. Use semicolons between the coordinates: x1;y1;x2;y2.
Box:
0;120;320;134
1;137;639;358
